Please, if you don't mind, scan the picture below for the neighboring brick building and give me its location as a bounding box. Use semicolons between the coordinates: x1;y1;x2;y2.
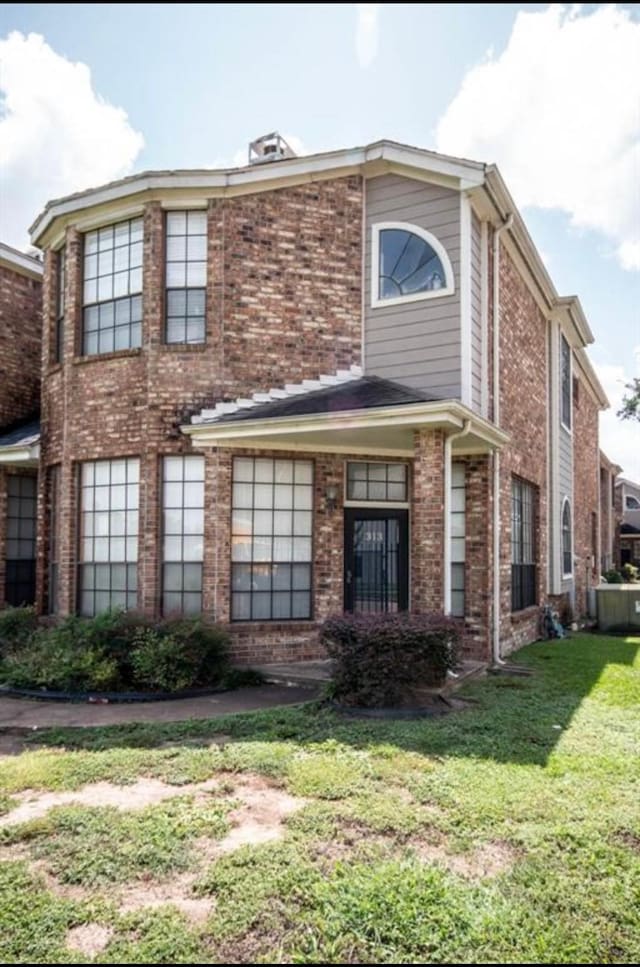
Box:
616;477;640;568
16;134;608;663
0;243;43;607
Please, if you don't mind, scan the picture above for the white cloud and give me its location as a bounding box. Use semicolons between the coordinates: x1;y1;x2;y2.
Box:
596;348;640;481
0;31;144;248
355;4;381;68
436;5;640;271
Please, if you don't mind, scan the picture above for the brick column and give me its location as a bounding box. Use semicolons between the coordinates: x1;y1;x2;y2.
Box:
0;468;7;607
204;447;232;622
464;456;492;660
314;455;344;620
411;429;446;613
35;248;57;614
138;203;164;617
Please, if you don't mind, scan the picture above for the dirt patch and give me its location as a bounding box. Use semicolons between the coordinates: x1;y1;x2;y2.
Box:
218;775;305;852
67;923;113;957
615;829;640;853
118;876;215;925
414;839;519;879
0;776;221;827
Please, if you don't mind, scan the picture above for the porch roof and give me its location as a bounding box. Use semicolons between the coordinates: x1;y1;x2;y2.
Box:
0;417;40;467
182;377;508;457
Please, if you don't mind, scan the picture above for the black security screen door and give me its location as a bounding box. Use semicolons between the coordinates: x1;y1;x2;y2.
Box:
344;509;409;612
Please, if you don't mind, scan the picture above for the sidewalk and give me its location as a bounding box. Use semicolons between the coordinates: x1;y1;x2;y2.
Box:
0;684;317;730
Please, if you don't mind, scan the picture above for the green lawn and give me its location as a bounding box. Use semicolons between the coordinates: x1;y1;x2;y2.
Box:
0;633;639;964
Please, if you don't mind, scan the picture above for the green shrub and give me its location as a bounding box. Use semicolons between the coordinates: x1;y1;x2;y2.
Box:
1;629;119;692
621;563;639;583
1;610;230;694
603;569;623;584
320;612;461;708
130;618;230;692
0;606;38;654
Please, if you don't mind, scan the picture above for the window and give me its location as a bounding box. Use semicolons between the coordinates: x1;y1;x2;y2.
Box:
162;455;205;615
626;495;640;510
82;217;143;355
450;462;466;618
5;475;37;606
562;498;572;577
561;334;572;429
78;458;139;616
55;247;65;362
165;211;207;344
372;222;454;307
48;466;61;614
231;457;313;621
346;462;408;502
511;478;537;611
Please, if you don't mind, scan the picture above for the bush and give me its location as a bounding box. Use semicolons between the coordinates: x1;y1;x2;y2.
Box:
621;563;639;583
320;612;462;708
603;569;624;584
1;610;230;694
0;606;38;654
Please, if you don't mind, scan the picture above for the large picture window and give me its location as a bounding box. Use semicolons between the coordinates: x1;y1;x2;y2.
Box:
82;217;143;355
162;455;205;615
165;211;207;344
78;458;139;615
55;247;65;363
4;475;37;606
231;457;313;621
48;466;61;614
372;221;454;307
561;334;572;429
511;477;537;612
562;498;573;577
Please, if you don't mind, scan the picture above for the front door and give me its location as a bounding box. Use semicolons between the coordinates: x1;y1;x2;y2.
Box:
344;509;409;612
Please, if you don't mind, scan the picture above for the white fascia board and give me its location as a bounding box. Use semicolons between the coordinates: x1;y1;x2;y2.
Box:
0;243;43;279
0;442;40;465
30;141;486;246
182;400;509;449
459;194;472;407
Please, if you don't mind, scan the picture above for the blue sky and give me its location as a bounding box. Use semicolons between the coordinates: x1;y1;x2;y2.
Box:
0;3;638;473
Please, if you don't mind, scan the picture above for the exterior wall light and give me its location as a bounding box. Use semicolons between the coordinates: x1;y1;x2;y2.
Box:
325;484;339;511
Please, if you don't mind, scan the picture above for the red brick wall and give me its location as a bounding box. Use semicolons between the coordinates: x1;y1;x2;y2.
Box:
573;378;600;615
0;262;42;429
463;455;492;660
411;429;445;614
37;178;363;618
498;245;548;653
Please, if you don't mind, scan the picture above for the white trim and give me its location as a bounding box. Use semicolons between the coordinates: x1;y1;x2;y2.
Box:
560;331;573;434
479;220;489;419
31;140;486;245
549;318;561;593
0;242;43;279
561;496;573;578
370;221;455;308
191;438;416;457
0;442;40;465
343;500;410;509
459;196;472;407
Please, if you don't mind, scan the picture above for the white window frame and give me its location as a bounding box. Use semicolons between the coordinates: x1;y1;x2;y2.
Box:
560;333;572;433
625;495;640;510
561;496;573;578
371;221;455;309
343;460;410;507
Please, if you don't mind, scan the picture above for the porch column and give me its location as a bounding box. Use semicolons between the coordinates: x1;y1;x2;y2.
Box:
411;428;446;613
464;455;492;660
203;447;232;622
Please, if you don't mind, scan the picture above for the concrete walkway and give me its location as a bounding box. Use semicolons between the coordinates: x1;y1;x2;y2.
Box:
0;684;317;730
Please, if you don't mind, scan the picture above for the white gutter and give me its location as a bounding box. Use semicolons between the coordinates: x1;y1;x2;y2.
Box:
444;420;472;613
0;442;40;465
492;213;513;666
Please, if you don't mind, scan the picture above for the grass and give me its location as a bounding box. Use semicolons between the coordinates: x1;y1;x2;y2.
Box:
0;633;638;963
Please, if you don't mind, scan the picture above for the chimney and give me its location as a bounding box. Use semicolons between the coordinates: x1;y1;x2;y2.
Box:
248;132;297;165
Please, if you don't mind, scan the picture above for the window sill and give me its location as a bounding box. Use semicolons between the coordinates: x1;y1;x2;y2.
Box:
229;619;317;629
47;362;63;375
510;604;538;621
160;342;207;353
73;348;143;365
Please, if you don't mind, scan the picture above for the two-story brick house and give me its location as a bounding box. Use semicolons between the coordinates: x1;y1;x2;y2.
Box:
25;135;607;664
0;243;43;608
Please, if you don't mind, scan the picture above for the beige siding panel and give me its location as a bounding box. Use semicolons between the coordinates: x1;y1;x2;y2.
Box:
365;174;461;398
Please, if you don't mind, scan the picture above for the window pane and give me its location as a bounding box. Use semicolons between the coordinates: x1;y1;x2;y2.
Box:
230;458;313;620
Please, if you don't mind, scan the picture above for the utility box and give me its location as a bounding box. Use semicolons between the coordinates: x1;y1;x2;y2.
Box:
596;585;640;631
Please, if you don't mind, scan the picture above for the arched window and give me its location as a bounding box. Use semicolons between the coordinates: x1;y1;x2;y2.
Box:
626;495;640;510
372;222;454;307
562;498;572;577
